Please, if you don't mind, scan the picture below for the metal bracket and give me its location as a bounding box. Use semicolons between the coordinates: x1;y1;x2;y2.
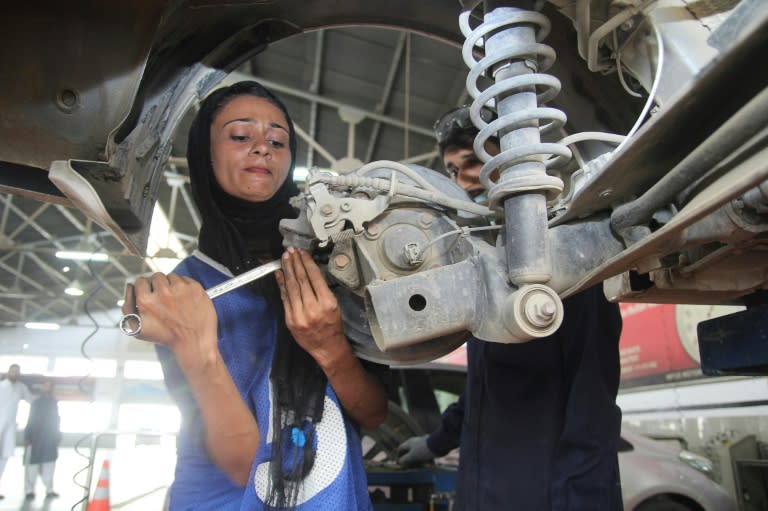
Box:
306;182;390;246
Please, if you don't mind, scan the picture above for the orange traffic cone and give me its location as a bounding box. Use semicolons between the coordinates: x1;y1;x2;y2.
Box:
86;459;111;511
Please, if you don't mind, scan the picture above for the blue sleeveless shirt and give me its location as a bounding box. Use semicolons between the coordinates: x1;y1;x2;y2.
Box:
157;253;373;511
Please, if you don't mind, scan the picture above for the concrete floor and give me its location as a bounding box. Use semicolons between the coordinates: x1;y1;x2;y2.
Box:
0;443;174;511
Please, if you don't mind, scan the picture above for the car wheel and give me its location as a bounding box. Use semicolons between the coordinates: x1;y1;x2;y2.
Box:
361;401;425;464
634;496;699;511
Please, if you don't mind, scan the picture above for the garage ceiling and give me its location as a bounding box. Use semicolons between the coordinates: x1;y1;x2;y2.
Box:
0;26;468;328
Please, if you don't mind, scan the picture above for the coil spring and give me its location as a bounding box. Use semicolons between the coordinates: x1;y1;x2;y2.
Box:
459;8;569;206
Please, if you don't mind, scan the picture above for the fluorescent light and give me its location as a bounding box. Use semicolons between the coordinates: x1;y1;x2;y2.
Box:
56;251;109;262
293;166;334;183
294;166;309;182
64;281;84;296
25;322;61;331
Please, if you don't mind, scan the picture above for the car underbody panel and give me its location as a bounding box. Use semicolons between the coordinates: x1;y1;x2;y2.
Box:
1;0;766;365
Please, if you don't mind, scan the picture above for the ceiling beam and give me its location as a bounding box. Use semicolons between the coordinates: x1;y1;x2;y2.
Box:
365;31;408;163
306;29;326;168
230;72;435;138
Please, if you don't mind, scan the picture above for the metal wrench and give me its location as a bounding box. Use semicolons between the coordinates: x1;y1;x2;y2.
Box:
119;259;282;336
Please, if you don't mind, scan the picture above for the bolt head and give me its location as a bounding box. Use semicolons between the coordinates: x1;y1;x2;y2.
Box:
365;224;380;238
524;294;558;328
334;253;350;269
539;301;556;317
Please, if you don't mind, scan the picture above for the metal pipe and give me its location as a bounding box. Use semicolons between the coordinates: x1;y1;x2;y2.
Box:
611;86;768;234
587;0;656;72
576;0;591;60
566;142;768;299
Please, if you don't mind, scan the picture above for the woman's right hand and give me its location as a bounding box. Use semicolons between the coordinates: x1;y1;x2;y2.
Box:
123;273;257;484
122;273;219;369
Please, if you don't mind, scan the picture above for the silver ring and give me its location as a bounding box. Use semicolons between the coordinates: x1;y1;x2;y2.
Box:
120;313;142;337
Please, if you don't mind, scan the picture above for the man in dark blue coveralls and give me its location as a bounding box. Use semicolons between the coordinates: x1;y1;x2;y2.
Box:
397;106;624;511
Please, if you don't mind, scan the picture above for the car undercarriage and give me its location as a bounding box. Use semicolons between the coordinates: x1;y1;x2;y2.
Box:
1;0;766;368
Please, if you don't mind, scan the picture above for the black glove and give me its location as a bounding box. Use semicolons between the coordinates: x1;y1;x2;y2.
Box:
397;435;436;467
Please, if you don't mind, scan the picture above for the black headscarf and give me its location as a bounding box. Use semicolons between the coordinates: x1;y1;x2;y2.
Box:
187;80;326;509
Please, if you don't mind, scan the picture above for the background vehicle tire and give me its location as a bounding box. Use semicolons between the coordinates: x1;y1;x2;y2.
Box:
361;401;424;464
635;496;700;511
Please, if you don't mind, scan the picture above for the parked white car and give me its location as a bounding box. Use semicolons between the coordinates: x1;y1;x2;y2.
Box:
618;429;736;511
363;364;737;511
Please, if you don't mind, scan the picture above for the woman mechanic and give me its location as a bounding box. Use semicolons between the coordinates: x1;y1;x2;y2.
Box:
122;81;387;510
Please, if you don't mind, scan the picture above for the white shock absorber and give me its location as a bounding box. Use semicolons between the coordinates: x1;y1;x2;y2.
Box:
459;5;568;287
459;7;569;206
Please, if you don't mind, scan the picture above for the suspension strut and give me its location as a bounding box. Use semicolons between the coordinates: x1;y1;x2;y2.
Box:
460;4;569;285
459;3;569;335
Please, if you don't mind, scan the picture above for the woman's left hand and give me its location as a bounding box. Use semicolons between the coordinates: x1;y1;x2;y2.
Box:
276;247;348;367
